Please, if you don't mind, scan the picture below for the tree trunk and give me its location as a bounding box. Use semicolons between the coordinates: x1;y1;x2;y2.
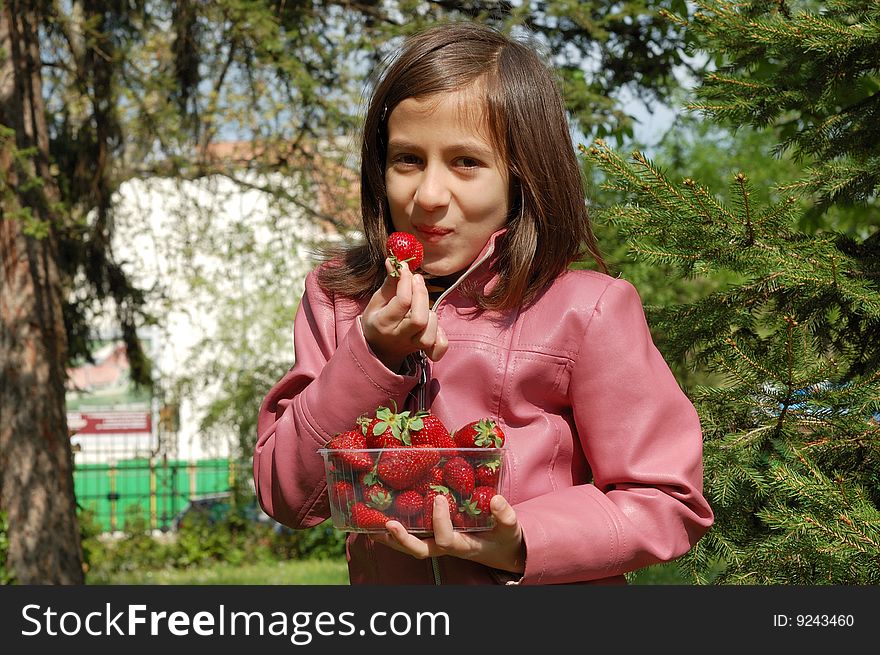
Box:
0;2;84;584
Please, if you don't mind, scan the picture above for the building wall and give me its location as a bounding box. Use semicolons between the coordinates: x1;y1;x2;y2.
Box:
72;171;353;465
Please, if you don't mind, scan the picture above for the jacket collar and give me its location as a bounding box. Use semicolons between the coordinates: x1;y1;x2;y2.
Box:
430;227;507;311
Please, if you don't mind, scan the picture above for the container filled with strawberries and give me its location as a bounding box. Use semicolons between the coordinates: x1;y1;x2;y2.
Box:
318;404;506;534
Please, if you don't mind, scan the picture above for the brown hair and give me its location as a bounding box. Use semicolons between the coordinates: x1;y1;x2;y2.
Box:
318;20;607;309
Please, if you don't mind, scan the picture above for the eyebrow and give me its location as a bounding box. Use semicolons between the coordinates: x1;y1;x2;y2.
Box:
387;139;496;161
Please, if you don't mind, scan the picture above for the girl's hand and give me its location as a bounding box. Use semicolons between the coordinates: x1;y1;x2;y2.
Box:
361;258;448;371
370;494;526;575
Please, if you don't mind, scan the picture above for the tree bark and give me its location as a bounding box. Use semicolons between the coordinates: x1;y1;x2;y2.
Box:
0;2;84;584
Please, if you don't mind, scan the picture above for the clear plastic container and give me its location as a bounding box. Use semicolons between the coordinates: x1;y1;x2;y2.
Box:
317;446;506;534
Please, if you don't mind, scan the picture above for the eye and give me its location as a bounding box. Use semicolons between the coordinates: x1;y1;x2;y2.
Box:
454;156;481;170
391;153;421;168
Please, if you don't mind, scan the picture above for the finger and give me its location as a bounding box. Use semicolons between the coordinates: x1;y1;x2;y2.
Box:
414;309;439;350
380;264;414;325
490;495;519;533
407;274;430;331
424;322;448;362
385;521;433;558
431;495;456;549
364;260;402;314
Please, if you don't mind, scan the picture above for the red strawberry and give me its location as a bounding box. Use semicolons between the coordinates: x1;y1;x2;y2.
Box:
392;490;424;517
329;480;356;511
442;456;475;498
385;231;424;277
356;467;391;509
377;447;433;490
351;502;390;529
358;469;377;488
456;486;497;528
423;485;456;532
453;418;505;449
451;509;476;529
474;458;502;487
415;464;445;495
408;410;456;450
326;430;374;471
366;404;412;448
414;442;442;470
362;482;393;511
469;486;497;515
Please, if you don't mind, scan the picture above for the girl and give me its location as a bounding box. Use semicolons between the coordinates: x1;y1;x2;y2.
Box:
254;21;714;584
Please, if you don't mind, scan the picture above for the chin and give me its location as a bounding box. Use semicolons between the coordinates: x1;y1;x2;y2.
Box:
420;263;447;277
423;254;474;277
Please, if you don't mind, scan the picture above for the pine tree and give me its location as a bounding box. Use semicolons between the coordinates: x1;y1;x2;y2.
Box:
0;0;702;583
586;0;880;584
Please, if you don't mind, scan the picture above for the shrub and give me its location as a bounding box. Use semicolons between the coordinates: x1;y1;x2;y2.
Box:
80;503;347;582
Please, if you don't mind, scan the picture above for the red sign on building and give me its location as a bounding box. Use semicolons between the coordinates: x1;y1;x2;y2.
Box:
67;410;152;435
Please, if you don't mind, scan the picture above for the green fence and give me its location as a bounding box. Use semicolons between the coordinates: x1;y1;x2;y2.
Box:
74;458;236;532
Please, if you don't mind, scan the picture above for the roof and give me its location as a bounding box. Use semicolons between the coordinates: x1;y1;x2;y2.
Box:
202;140;361;230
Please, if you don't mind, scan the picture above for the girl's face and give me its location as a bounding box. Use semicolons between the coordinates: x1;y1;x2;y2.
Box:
384;86;510;277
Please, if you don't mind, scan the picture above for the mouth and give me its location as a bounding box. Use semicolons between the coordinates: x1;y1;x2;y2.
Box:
415;225;453;242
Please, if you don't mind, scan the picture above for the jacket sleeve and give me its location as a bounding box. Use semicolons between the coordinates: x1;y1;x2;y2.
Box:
253;269;419;529
513;277;714;584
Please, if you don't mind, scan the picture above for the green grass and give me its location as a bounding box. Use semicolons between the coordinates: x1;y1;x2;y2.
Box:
87;558;350;585
87;555;691;586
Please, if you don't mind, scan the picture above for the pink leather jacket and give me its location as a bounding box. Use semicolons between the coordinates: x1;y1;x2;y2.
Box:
254;230;714;584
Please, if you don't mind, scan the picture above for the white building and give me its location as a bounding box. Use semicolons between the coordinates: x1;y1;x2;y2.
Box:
68;145;359;466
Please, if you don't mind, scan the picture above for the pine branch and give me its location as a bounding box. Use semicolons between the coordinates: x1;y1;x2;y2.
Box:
590;0;880;584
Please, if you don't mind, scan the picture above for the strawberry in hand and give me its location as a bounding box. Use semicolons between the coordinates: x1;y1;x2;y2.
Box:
385;231;423;277
361;232;448;372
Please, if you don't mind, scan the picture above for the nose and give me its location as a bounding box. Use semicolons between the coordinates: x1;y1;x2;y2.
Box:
414;163;451;210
